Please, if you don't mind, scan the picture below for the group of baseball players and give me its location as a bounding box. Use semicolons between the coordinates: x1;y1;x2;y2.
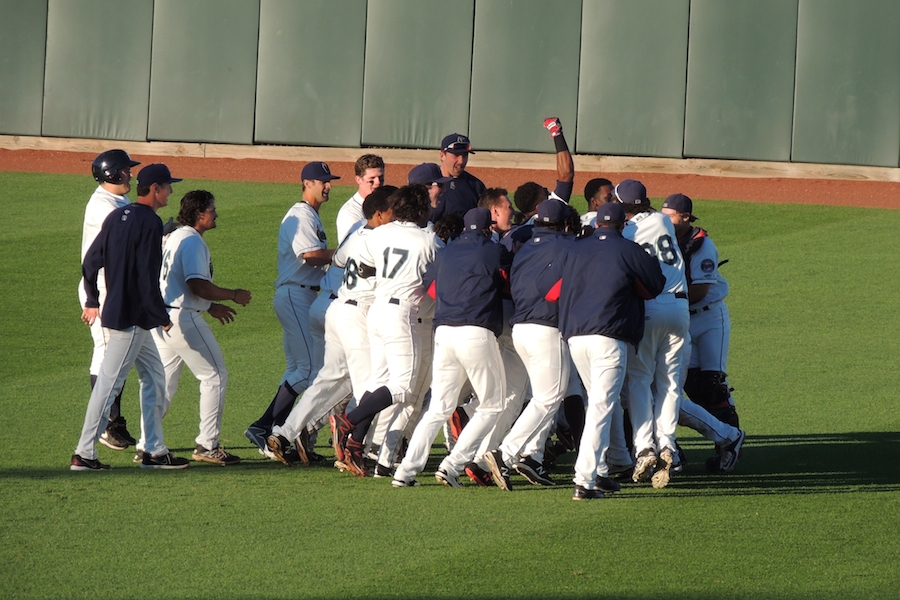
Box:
71;117;745;500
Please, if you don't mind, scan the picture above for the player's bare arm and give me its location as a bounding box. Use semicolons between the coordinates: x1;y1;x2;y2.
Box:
207;303;238;325
301;248;335;266
186;278;252;306
688;282;711;305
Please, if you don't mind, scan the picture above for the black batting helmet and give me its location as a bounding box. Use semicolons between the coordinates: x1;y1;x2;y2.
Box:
91;149;140;185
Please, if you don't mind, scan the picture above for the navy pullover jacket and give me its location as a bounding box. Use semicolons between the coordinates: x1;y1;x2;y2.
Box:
509;227;574;328
82;203;170;331
554;227;665;347
430;170;487;223
425;230;511;337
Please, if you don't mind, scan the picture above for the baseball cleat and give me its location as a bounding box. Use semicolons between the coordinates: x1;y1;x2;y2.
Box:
244;424;268;454
716;429;746;474
334;459;350;473
651;447;675;489
329;414;353;462
632;448;657;483
344;439;369;477
596;477;622;494
607;462;634;480
140;452;189;470
373;463;394;478
572;485;604;500
70;454;111;471
391;478;420;488
266;435;294;466
110;416;137;446
192;445;241;466
514;456;555;486
294;430;311;466
484;449;512;491
99;428;130;451
435;468;463;488
464;462;493;486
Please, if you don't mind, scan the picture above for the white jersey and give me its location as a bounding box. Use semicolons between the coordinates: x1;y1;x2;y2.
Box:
336;191;365;245
580;211;597;228
321;220;364;296
335;225;379;304
79;186;130;304
160;226;213;312
624;211;687;295
275;202;328;288
361;221;441;305
688;234;729;308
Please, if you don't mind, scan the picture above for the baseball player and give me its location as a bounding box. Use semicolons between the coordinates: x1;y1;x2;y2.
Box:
408;162;452;211
483;198;579;490
73;164;187;470
429;134;486;223
336;154;385;244
151;189;251;466
265;186;396;466
244;162;339;454
619;179;690;489
79;149;141;451
392;207;510;488
552;202;665;499
580;177;614;230
331;184;441;477
661;193;745;473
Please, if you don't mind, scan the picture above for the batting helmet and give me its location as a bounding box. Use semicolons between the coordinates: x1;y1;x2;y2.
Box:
91;149;140;185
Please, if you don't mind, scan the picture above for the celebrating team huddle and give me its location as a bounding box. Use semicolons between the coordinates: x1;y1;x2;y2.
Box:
71;118;745;500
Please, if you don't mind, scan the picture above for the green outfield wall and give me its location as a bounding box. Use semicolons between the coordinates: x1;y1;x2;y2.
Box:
1;0;899;167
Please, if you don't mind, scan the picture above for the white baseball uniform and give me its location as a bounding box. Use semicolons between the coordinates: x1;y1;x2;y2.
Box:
151;226;228;451
622;211;690;455
335;191;365;245
273;201;328;394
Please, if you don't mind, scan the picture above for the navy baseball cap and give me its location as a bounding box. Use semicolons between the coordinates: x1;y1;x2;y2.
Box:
408;163;453;185
464;207;495;231
536;199;570;223
661;193;698;221
301;161;341;182
441;133;475;155
137;164;182;187
596;202;626;224
614;179;650;207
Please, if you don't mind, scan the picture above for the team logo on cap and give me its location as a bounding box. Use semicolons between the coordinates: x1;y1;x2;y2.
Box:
320;162;331;174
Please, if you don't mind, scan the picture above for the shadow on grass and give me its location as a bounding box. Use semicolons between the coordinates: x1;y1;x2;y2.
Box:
3;432;899;497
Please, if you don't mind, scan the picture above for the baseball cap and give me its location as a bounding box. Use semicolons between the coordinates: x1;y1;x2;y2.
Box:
137;164;183;187
463;207;495;231
536;199;570;223
441;133;476;155
408;163;453;185
301;161;341;182
614;179;650;207
661;193;698;221
595;202;626;224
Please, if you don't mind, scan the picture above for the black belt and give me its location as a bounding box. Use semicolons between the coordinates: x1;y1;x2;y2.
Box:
329;293;338;300
690;305;711;316
345;299;358;306
389;298;400;305
299;284;321;291
675;292;687;300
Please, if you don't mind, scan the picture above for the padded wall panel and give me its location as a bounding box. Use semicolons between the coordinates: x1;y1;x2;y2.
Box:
0;1;47;135
42;0;152;140
683;0;797;161
792;0;900;167
469;0;582;153
576;0;689;158
362;0;474;149
148;0;259;144
255;0;366;147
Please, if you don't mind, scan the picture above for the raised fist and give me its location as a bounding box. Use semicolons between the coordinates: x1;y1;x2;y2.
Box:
544;117;563;138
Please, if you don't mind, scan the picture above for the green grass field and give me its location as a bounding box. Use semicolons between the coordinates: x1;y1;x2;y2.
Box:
1;171;898;599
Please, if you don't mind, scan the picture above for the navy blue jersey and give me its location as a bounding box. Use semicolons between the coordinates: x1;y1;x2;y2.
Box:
430;170;486;223
509;227;573;327
555;227;665;346
82;203;170;331
425;230;510;337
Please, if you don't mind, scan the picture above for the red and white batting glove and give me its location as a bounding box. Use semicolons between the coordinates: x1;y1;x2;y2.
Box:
544;117;563;138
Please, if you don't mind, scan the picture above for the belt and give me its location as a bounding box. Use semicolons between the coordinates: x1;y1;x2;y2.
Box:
345;299;358;306
329;293;338;300
299;284;321;291
674;292;687;300
690;305;711;316
389;298;400;305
